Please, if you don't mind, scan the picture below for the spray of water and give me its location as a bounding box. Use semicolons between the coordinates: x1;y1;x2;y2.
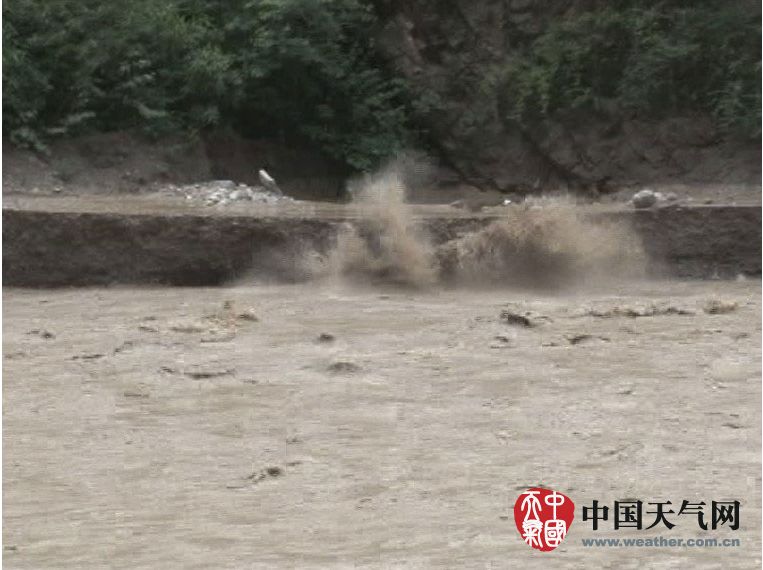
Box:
327;163;437;287
313;160;645;289
437;198;646;288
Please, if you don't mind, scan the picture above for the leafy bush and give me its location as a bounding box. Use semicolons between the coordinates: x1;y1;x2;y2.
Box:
4;0;760;169
3;0;412;169
501;2;761;138
3;1;227;145
212;0;411;170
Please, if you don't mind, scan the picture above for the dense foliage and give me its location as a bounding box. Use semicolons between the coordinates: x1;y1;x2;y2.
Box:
3;0;760;170
3;0;411;169
501;1;761;137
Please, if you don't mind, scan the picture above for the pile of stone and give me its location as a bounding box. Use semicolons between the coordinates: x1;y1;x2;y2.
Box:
631;188;678;209
158;176;293;207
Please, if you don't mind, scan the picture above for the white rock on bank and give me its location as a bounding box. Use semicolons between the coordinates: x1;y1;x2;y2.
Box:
632;189;658;209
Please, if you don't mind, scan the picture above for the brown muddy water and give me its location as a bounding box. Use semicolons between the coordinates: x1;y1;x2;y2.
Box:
3;278;761;568
3;171;761;568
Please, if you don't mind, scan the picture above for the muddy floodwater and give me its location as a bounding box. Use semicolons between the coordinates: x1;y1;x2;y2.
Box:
3;279;761;568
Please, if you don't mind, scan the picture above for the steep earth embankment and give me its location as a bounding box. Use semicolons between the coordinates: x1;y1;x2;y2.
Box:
3;199;760;286
375;0;761;192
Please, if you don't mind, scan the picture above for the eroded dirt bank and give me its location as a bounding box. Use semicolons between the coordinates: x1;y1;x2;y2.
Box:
3;198;760;287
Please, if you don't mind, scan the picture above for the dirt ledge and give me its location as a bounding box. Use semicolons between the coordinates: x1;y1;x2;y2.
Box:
3;203;760;287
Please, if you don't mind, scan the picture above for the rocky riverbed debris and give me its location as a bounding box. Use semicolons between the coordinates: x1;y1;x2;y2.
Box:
157;179;293;206
631;188;679;209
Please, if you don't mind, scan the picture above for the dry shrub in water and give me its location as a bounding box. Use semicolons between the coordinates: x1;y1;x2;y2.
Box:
436;199;646;288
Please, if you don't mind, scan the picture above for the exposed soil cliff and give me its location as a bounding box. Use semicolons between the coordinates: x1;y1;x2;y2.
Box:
375;0;761;193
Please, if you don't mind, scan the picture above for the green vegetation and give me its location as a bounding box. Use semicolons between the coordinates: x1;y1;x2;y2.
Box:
3;0;760;170
501;1;761;138
3;0;411;169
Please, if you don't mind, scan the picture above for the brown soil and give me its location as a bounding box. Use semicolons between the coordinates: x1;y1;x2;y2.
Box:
377;2;762;193
3;195;761;287
3;131;761;205
2;131;348;201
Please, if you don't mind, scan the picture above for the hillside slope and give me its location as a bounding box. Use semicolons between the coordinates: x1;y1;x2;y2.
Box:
375;0;761;192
